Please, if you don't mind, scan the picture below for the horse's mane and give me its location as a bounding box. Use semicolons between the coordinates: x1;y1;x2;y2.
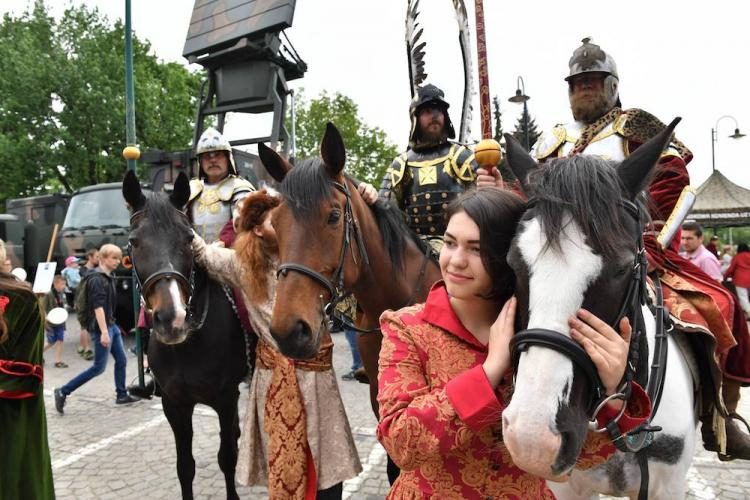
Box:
280;158;428;271
526;155;647;258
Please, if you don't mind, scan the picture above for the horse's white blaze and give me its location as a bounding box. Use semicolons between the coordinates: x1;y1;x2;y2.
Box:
168;279;187;329
503;215;603;472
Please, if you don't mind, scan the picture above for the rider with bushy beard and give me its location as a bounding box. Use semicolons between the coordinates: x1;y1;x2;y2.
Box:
533;37;750;461
379;84;478;250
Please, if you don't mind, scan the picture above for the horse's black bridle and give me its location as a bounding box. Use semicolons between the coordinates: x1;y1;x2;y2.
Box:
128;209;204;329
509;198;668;457
276;180;374;330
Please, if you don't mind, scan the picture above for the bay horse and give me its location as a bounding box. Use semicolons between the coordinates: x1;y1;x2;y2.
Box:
256;123;441;419
123;171;248;500
501;121;698;498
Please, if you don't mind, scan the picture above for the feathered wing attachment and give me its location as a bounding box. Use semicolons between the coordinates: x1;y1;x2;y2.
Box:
405;0;427;98
453;0;474;143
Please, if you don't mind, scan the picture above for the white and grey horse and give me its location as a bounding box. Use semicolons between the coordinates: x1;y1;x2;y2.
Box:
501;120;698;499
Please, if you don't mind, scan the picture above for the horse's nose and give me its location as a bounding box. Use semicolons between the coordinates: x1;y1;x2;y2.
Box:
153;308;175;327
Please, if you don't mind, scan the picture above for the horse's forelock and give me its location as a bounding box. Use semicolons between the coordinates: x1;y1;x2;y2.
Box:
141;193;191;233
527;156;632;259
279;158;335;220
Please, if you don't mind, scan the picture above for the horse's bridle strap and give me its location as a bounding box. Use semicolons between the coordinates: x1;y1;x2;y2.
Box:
510;328;605;403
277;264;337;300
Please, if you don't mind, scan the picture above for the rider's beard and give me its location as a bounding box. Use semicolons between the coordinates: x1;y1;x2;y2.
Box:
416;125;446;148
570;90;611;124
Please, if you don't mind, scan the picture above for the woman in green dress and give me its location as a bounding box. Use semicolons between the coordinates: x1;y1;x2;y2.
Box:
0;269;55;499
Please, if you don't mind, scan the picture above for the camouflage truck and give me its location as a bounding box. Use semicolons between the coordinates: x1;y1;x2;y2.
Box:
59;182;150;332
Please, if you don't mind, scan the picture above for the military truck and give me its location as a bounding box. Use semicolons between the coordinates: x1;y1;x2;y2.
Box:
4;193;70;280
0;214;24;269
59;182;149;332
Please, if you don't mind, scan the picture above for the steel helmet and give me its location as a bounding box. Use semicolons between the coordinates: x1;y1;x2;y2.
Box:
566;37;620;110
196;127;237;176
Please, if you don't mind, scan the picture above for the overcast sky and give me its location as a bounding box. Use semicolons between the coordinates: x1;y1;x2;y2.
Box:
3;0;749;189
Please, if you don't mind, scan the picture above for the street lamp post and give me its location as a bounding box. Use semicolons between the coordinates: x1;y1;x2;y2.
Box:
711;115;746;172
508;76;530;150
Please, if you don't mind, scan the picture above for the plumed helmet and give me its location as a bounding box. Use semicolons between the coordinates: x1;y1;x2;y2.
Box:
196;127;237;177
565;37;618;81
409;84;456;146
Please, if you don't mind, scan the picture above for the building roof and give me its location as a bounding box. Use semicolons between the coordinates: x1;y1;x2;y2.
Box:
689;170;750;227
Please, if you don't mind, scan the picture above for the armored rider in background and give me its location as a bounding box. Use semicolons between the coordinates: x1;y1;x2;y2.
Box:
533;37;750;461
379;84;478;249
188;127;255;245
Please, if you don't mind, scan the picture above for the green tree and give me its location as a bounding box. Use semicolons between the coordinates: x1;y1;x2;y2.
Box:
512;110;541;152
289;90;398;185
492;95;504;143
0;1;203;205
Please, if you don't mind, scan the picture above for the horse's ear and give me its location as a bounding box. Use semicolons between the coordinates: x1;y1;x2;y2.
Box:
170;172;190;209
122;170;145;211
503;133;538;194
320;122;345;178
258;142;292;183
618;117;681;199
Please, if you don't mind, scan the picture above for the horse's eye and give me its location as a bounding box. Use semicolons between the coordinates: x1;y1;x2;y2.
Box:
328;211;341;225
129;238;139;248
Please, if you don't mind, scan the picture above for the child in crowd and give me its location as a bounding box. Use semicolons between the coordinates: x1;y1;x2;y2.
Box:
43;274;68;368
61;256;81;308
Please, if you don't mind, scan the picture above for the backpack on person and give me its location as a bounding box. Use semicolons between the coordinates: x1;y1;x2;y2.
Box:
74;271;107;329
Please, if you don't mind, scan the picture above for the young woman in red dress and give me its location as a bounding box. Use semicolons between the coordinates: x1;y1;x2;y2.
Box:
376;188;651;499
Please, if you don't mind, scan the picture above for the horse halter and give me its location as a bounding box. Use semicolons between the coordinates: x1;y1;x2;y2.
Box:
128;209;196;314
276;180;370;323
509;198;649;427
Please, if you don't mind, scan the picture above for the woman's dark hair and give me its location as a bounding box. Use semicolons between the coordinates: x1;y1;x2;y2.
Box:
445;188;525;302
738;242;749;254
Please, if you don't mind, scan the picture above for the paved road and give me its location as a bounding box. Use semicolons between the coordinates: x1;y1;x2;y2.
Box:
43;317;750;498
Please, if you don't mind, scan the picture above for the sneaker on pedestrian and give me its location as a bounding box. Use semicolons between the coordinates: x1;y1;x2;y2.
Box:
53;388;66;415
115;394;141;405
76;346;84;356
54;361;68;368
82;350;94;361
341;370;356;381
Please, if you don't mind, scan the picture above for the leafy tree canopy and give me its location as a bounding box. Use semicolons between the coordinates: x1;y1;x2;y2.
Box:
0;1;203;206
289;90;399;185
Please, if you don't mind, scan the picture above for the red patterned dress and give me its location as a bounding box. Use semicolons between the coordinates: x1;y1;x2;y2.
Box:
377;282;651;499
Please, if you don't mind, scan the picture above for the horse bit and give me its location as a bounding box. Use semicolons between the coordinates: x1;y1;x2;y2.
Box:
508;198;670;500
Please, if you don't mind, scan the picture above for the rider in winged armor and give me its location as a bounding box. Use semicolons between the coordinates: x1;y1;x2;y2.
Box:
188;127;255;245
379;84;478;241
534;37;750;461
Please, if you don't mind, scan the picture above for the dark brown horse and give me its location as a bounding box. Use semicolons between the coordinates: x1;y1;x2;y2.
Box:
257;123;441;419
123;171;248;500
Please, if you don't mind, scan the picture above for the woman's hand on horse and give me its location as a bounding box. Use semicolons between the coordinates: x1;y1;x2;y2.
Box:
483;296;516;389
569;311;632;396
358;182;379;205
476;167;504;190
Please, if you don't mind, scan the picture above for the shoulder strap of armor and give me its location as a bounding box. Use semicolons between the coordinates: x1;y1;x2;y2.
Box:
616;109;692;161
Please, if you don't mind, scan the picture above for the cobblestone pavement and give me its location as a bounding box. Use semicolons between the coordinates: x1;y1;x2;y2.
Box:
44;317;750;498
